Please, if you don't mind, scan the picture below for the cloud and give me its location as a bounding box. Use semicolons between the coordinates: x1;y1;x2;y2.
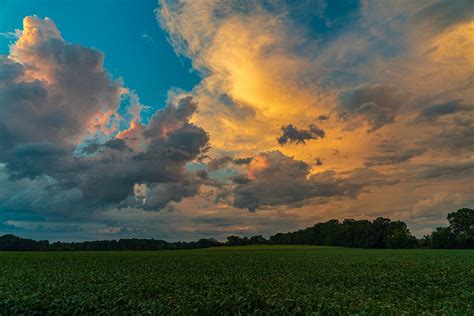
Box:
412;105;474;154
0;16;210;216
410;192;473;222
230;151;390;211
157;0;335;156
75;97;209;208
431;115;474;152
337;84;403;132
207;155;253;171
155;1;473;235
415;158;474;179
1;16;122;151
0;29;22;40
1;1;473;241
416;100;471;120
364;139;425;167
277;124;325;145
207;156;234;171
0;57;23;82
126;181;200;210
413;0;474;32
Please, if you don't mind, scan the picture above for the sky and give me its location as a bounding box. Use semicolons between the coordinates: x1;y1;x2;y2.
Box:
0;0;199;109
0;0;473;241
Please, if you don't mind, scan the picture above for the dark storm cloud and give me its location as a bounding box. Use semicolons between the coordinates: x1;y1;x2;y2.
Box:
336;83;403;132
277;124;325;145
231;151;391;211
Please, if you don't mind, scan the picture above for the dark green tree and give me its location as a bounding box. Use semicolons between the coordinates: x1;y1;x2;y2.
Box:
447;208;474;248
430;227;456;248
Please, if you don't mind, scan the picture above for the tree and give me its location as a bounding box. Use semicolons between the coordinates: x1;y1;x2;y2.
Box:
249;235;267;245
447;208;474;248
430;227;455;249
386;225;417;248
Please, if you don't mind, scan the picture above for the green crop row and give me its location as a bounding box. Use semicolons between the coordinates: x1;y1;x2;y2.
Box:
0;246;472;315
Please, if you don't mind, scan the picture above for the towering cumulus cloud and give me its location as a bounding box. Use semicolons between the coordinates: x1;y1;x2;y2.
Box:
0;17;209;216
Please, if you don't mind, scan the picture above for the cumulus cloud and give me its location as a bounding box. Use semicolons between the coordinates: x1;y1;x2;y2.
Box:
72;96;209;208
0;16;209;216
229;151;390;211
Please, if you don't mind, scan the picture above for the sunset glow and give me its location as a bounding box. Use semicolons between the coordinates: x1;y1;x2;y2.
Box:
0;0;472;241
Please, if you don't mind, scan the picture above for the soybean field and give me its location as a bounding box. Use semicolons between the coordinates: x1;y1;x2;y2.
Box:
0;246;473;314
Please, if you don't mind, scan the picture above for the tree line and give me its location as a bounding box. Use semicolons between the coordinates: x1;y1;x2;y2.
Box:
228;217;417;248
227;208;473;249
0;208;472;251
0;235;223;251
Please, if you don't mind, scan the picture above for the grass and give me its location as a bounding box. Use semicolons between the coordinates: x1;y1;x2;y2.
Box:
0;246;473;314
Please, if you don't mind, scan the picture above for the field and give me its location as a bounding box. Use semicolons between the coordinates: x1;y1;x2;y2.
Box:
0;246;473;315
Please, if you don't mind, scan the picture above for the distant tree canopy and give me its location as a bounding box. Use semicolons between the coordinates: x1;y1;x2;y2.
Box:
423;208;474;249
0;208;472;251
0;234;50;251
268;217;417;249
0;234;223;251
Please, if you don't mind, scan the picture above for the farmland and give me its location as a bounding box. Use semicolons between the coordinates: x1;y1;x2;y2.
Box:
0;246;473;314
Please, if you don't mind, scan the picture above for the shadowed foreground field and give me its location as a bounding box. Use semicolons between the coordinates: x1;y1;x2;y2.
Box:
0;246;473;314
